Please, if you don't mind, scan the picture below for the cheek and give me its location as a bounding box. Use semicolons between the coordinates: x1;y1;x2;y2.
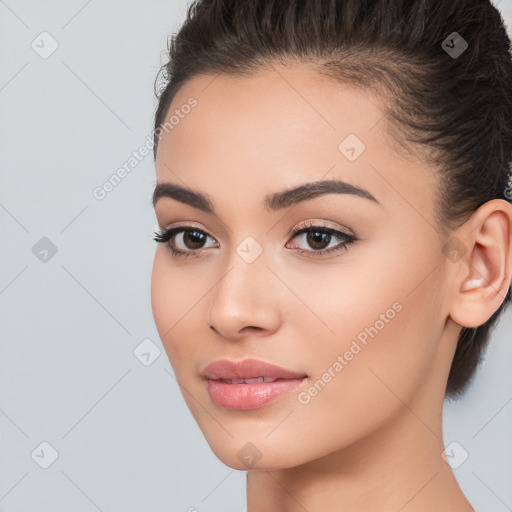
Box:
150;250;172;338
150;250;203;366
291;237;444;420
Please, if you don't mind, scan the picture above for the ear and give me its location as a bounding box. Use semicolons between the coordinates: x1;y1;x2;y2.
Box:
447;199;512;328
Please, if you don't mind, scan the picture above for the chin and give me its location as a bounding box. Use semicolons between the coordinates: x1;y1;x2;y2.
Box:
200;431;312;472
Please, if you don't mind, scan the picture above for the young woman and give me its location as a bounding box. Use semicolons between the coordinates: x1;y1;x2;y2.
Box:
150;1;512;510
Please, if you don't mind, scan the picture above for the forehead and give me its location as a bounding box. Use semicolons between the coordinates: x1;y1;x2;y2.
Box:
155;65;434;217
157;64;385;166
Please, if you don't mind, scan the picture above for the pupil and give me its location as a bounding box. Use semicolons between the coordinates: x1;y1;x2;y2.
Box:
184;230;205;249
307;231;330;250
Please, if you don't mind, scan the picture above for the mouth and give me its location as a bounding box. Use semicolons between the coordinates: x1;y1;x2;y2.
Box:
215;376;290;384
201;357;308;381
201;358;308;410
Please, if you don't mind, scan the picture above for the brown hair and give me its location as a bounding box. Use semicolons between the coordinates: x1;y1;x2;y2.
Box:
152;0;512;399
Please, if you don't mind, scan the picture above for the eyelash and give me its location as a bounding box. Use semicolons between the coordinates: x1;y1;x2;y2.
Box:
153;221;357;260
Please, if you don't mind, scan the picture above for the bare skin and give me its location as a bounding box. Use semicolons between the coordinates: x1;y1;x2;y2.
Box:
151;63;512;511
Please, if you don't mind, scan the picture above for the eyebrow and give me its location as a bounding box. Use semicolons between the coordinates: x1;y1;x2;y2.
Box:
152;179;380;213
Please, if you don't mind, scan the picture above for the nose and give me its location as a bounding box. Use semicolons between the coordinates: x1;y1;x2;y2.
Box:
206;257;283;341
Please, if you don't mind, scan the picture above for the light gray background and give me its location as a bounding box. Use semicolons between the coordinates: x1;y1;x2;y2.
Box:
0;1;511;511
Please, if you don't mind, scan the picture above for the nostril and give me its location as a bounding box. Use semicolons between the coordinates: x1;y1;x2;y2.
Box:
242;326;261;333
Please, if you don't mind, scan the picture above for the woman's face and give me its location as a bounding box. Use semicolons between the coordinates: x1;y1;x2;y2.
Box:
151;64;455;470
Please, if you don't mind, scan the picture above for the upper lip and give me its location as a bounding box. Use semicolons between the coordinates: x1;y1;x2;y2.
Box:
201;358;308;380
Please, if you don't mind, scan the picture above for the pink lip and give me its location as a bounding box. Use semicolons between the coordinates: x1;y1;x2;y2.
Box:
201;358;308;410
201;358;307;380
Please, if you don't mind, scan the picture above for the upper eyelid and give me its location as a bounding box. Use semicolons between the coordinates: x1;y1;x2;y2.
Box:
286;220;355;238
164;221;352;238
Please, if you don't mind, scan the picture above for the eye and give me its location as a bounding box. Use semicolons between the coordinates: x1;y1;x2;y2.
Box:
286;221;357;258
153;225;218;259
154;221;357;260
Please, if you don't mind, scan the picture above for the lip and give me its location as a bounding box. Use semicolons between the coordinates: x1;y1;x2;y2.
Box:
201;358;308;410
201;358;307;380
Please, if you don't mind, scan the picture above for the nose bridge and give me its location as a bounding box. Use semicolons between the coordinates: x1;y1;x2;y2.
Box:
206;240;281;337
216;232;270;299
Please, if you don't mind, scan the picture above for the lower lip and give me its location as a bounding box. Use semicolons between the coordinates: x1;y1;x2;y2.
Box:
206;378;307;410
